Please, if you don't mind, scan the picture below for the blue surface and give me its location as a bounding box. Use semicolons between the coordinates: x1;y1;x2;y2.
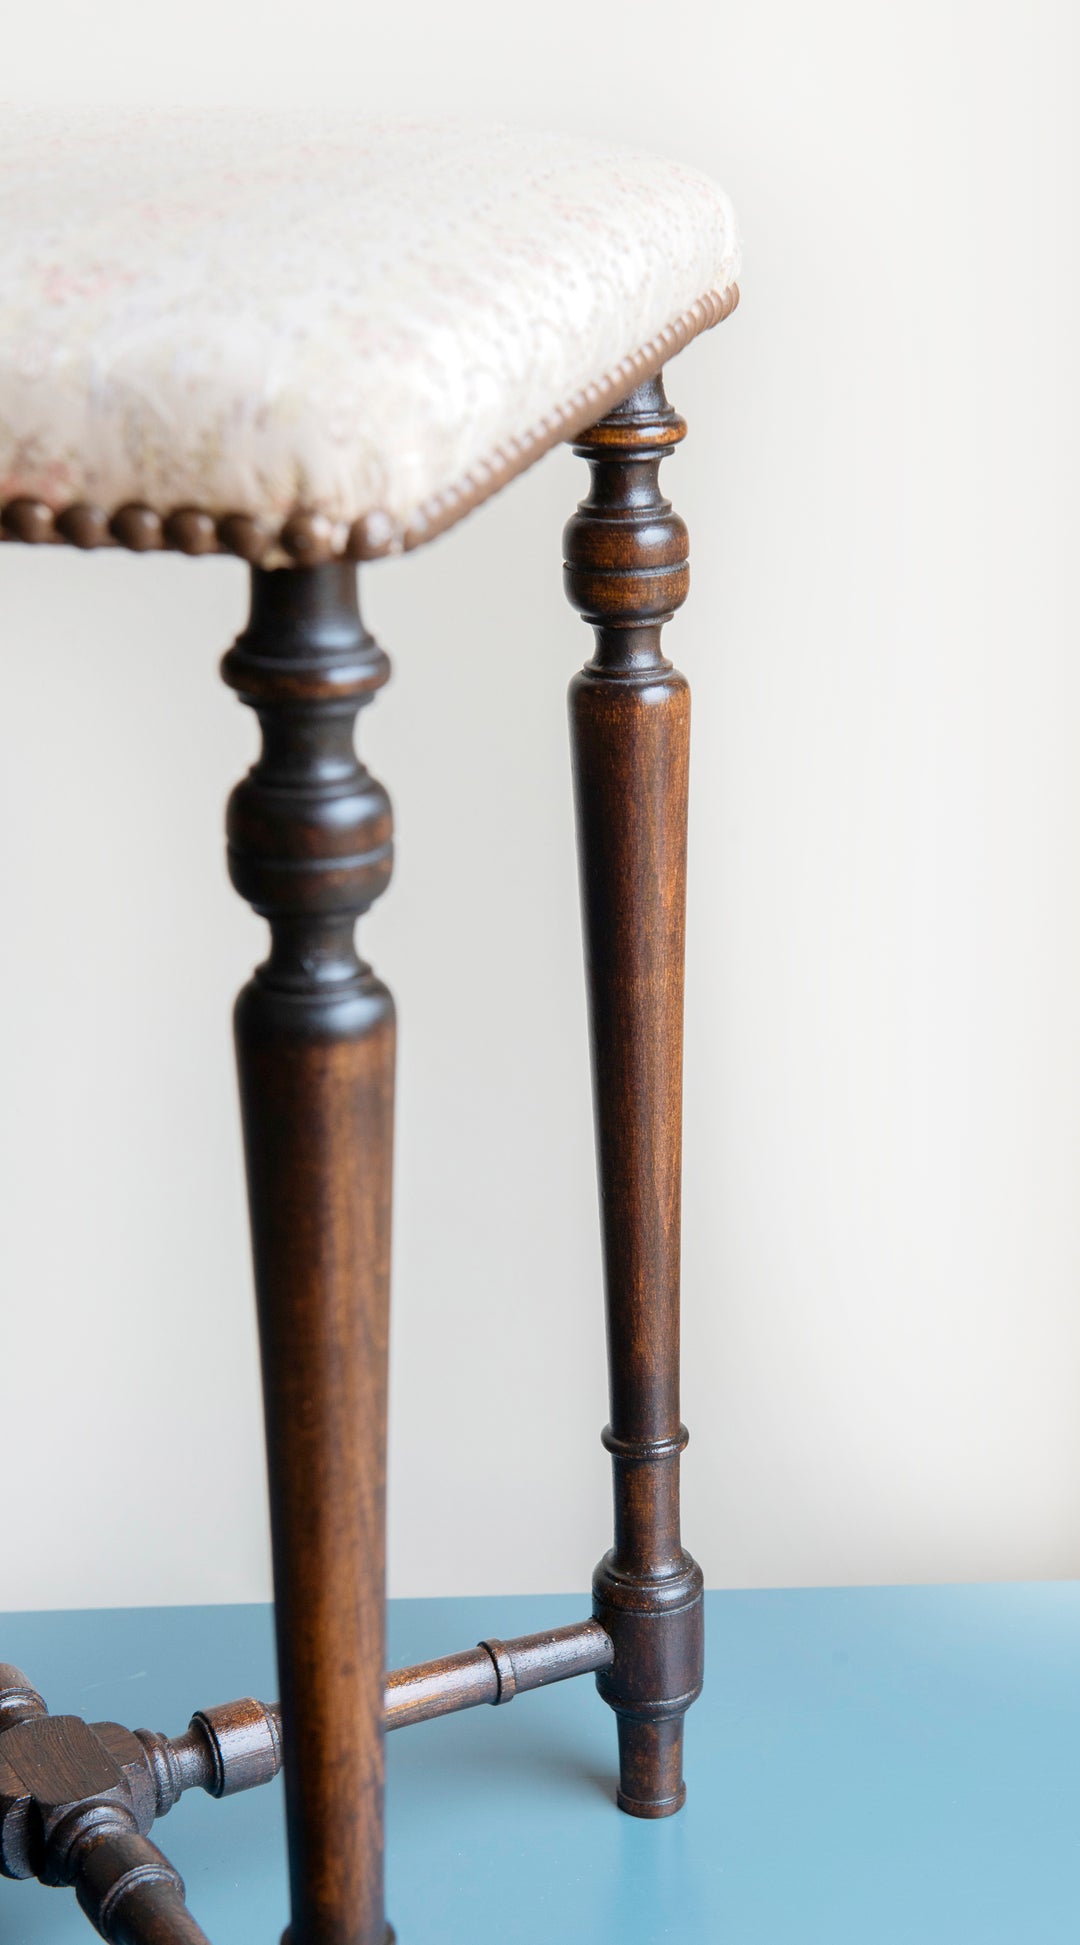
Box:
3;1586;1079;1942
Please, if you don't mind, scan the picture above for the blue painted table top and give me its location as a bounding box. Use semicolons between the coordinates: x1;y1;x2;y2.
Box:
2;1586;1078;1942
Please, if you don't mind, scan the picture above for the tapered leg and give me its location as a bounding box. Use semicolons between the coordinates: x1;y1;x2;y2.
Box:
222;564;395;1945
565;373;704;1817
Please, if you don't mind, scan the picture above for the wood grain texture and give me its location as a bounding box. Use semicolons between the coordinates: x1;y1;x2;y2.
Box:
222;563;395;1945
0;1667;212;1943
566;372;704;1818
385;1619;613;1731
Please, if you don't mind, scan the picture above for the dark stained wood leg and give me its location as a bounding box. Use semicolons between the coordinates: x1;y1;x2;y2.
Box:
565;373;704;1818
222;564;395;1945
0;1665;215;1943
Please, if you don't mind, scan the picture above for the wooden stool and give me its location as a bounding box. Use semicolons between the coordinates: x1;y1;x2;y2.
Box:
0;112;740;1945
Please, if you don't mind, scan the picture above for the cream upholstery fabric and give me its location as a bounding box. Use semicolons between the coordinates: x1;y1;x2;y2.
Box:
0;110;740;558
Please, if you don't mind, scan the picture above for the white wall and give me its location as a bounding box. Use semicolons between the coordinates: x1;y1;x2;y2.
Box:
2;0;1078;1610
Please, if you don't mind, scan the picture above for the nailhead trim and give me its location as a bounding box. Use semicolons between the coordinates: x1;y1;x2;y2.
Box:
0;283;738;567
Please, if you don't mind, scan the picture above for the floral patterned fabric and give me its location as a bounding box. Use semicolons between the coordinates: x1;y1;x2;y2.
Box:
0;110;740;553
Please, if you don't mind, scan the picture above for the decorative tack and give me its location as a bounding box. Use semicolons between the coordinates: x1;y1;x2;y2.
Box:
110;503;163;551
0;283;739;567
164;507;218;555
1;497;53;544
347;509;397;560
56;503;109;549
280;511;335;565
216;513;271;563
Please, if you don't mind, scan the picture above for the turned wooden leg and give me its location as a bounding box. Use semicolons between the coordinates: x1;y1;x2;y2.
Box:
565;373;704;1818
222;564;395;1945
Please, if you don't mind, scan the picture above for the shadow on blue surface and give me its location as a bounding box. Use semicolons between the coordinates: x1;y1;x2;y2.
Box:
2;1586;1078;1942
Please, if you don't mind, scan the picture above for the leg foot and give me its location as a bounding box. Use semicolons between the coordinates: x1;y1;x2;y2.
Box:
615;1719;686;1819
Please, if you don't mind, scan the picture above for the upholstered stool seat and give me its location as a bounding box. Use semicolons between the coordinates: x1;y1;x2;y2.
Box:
0;111;739;564
0;108;741;1945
